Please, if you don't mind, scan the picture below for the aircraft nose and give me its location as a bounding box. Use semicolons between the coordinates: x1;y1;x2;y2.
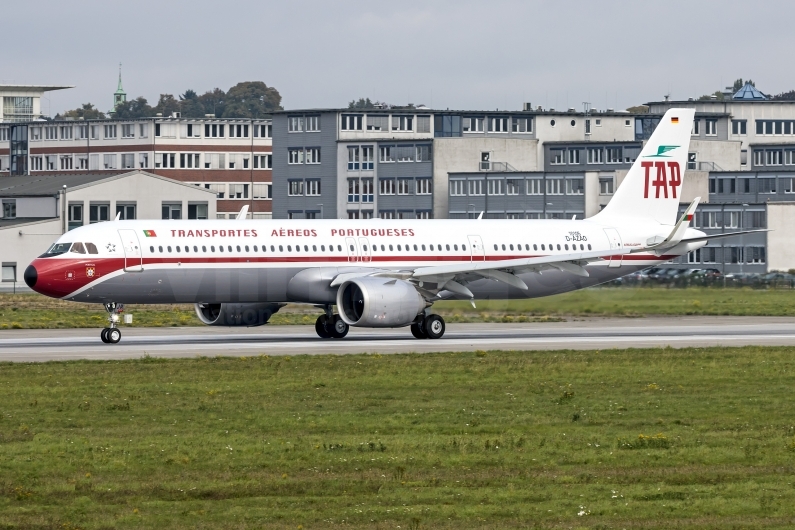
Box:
24;264;37;288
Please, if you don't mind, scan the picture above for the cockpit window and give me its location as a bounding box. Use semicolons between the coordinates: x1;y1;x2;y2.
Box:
70;242;86;254
42;242;72;257
86;243;99;254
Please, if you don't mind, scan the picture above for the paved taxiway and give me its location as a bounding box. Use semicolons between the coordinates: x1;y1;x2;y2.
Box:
0;316;793;362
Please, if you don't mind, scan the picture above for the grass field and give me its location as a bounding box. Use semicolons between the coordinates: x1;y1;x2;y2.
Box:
1;346;795;529
2;286;795;329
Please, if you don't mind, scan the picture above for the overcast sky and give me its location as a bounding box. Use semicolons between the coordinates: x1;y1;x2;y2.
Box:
7;0;795;115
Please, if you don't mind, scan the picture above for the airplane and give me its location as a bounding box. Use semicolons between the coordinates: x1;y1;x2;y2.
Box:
23;109;763;344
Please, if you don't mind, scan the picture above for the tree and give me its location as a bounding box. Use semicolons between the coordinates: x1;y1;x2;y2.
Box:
112;97;154;119
153;94;180;117
58;103;105;120
771;90;795;101
221;81;282;119
197;88;226;118
348;97;374;109
179;89;206;118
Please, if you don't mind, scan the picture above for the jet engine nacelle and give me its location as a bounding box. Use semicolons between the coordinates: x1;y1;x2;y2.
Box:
337;277;426;328
194;302;284;327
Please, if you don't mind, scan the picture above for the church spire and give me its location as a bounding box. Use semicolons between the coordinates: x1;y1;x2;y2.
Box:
113;63;127;111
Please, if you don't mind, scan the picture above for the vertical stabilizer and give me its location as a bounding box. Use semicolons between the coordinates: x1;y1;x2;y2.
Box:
592;108;695;225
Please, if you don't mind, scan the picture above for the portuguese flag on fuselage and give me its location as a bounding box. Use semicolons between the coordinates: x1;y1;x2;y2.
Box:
143;230;157;237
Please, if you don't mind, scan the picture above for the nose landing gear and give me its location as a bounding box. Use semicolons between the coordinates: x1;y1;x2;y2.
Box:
100;302;124;344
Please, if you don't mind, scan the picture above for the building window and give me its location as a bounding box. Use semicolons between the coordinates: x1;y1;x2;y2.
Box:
89;204;110;223
705;120;717;136
139;124;148;138
162;203;182;220
702;247;718;264
305;147;321;164
395;145;415;162
587;148;603;164
347;146;360;170
606;147;622;163
76;125;88;139
341;114;363;131
347;211;360;219
550;149;564;165
765;150;782;166
415;145;432;162
487;179;503;195
2;200;16;219
732;119;747;135
76;156;88;170
361;146;373;169
30;156;42;171
121;154;135;169
691;120;700;136
687;152;697;170
747;246;766;264
347;178;360;202
450;180;465;196
753;150;764;166
599;177;614;195
380;178;395;195
156;153;175;169
59;155;73;170
705;211;722;228
139;153;149;169
392;115;413;131
546;178;563;195
725;211;740;229
30;127;41;140
253;183;271;199
506;179;520;195
512;117;532;133
362;178;374;202
254;124;272;138
758;177;776;194
68;204;83;230
416;115;431;133
527;179;542;195
288;149;304;165
416;178;432;195
229;124;249;138
716;178;736;194
379;146;394;163
566;178;584;195
306;180;321;196
397;179;412;195
468;179;484;196
288;116;304;132
288;180;304;196
367;115;388;131
463;117;484;133
488;117;509;132
179;153;200;169
254;154;272;169
1;263;16;283
45;126;57;140
116;204;136;220
120;124;134;138
104;125;117;139
305;116;320;132
379;210;396;219
567;149;580;164
103;154;118;169
90;125;100;140
229;184;249;199
416;211;432;219
187;203;208;220
59;126;72;140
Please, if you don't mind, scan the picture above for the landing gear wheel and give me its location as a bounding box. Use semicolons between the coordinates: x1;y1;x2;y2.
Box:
101;328;110;343
423;314;445;339
329;315;349;339
107;328;121;344
315;315;331;339
410;322;427;339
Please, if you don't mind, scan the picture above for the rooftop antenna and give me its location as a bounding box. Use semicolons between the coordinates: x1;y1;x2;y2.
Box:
582;102;591;114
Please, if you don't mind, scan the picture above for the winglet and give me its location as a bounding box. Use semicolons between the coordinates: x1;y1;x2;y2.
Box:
236;205;249;220
114;212;121;221
477;211;483;220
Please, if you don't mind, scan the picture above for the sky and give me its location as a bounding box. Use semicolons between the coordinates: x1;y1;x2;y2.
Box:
6;0;795;116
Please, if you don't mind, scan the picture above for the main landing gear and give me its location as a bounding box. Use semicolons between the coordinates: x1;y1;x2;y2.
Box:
100;302;124;344
315;306;349;339
410;313;446;340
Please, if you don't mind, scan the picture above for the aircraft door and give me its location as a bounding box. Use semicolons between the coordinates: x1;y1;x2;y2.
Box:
118;229;143;272
358;237;371;263
603;228;623;268
467;235;485;262
345;237;358;263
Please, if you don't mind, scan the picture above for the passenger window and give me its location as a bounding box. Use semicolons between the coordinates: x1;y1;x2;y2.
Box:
422;244;426;251
533;244;538;251
253;245;258;252
150;246;154;253
219;246;224;252
389;245;393;251
210;246;215;252
288;245;293;252
193;246;198;252
501;244;506;250
296;245;301;252
587;244;592;250
202;246;207;252
541;244;545;251
510;244;514;251
70;242;86;254
447;245;451;251
381;244;386;251
454;244;458;251
86;243;99;254
313;245;317;252
272;245;277;252
429;244;434;251
557;244;561;250
397;244;401;251
184;246;189;253
159;246;163;252
304;245;308;252
320;245;325;251
168;246;172;252
462;245;466;251
413;244;418;251
349;245;354;251
245;245;249;252
580;244;584;250
337;245;342;251
227;246;232;252
279;245;283;252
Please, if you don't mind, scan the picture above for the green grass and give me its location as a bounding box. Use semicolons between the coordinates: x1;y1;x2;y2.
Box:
2;287;795;329
1;346;795;528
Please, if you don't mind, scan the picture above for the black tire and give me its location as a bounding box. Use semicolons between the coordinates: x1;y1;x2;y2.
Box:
410;322;427;339
107;328;121;344
329;315;349;339
423;314;445;339
101;328;110;343
315;315;331;339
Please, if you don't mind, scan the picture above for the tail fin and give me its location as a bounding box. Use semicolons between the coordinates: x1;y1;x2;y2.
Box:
592;108;695;225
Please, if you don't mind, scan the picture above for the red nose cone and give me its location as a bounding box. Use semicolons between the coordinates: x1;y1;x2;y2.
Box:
27;258;80;299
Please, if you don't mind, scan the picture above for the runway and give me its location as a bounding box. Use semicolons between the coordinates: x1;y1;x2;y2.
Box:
1;316;794;362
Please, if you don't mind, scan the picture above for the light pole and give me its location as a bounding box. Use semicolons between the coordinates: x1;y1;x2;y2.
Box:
468;203;475;219
318;204;324;219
